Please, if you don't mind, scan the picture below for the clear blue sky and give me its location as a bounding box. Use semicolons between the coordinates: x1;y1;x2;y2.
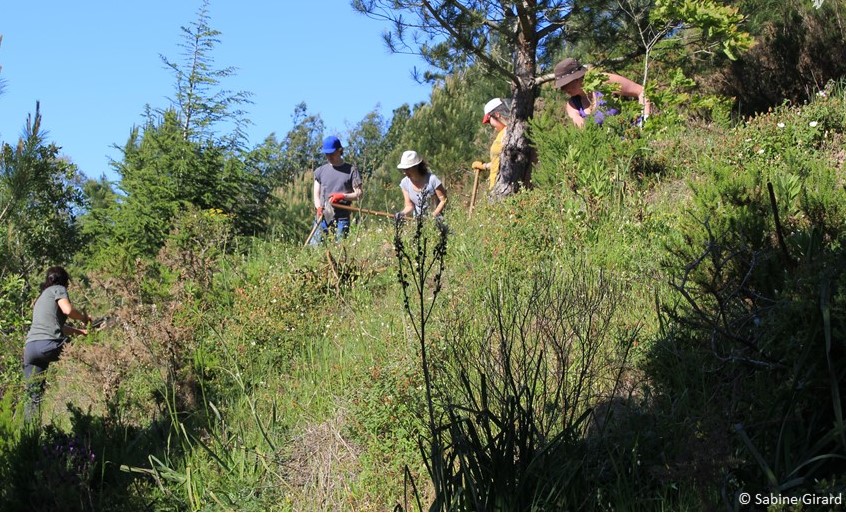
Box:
0;0;433;181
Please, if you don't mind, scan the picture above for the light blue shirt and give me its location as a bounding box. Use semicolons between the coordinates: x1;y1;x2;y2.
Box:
400;173;443;216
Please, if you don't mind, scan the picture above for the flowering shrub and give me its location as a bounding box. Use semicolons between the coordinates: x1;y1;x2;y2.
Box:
0;425;97;511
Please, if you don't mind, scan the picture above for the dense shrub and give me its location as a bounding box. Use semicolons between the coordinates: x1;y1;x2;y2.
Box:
647;86;846;505
717;1;846;115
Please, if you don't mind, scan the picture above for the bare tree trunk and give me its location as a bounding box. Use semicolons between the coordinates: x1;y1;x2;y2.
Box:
491;31;536;200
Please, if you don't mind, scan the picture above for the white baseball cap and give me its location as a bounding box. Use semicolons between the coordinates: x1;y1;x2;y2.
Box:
483;98;504;124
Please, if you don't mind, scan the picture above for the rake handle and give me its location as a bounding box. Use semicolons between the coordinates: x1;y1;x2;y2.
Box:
330;203;395;219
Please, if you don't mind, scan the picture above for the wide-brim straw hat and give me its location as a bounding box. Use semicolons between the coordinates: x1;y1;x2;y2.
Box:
397;150;423;169
554;58;587;88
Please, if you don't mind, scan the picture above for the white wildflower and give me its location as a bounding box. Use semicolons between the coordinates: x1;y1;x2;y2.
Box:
809;121;819;128
757;149;765;154
777;122;785;128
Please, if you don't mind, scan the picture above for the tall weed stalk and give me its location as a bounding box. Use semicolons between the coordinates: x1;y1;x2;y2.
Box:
393;210;635;510
393;211;449;510
436;265;633;511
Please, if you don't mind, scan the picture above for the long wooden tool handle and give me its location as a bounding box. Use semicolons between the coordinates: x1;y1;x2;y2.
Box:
304;216;322;246
330;203;395;219
469;168;481;217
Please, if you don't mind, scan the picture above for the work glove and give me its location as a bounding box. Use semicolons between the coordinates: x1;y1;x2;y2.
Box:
316;206;323;219
471;161;486;171
328;193;346;204
394;211;406;221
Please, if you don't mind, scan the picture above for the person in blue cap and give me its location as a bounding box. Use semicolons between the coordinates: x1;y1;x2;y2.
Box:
310;135;363;244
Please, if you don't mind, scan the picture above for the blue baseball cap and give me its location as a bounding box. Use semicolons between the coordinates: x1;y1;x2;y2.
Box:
321;136;343;154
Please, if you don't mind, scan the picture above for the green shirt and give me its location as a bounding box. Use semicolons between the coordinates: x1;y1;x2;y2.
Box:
25;285;69;344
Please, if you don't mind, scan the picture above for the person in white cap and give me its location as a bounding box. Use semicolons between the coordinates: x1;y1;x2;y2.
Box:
395;150;447;219
472;97;510;190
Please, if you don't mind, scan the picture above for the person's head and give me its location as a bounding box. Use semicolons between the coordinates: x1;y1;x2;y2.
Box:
41;266;70;291
321;135;344;163
397;150;428;176
482;98;510;131
554;58;587;96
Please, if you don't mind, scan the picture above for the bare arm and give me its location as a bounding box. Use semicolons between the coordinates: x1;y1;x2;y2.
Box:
399;188;414;216
62;325;88;337
606;73;651;116
345;185;363;202
606;73;642;98
313;180;322;209
57;298;90;324
432;185;448;217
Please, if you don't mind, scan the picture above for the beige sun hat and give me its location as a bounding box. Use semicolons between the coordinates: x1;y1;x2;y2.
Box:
397;150;423;169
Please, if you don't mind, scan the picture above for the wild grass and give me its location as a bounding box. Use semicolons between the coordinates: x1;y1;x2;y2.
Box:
0;86;844;511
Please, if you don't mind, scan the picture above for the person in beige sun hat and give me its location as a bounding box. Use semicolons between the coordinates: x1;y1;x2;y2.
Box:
395;150;447;220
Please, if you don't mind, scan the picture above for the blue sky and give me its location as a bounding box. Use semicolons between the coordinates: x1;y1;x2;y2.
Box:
0;1;433;181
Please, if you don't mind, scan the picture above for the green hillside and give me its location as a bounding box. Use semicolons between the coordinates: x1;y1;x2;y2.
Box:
2;1;846;511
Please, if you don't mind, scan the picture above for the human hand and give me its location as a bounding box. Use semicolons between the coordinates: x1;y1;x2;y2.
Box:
329;193;346;203
316;206;324;219
471;161;486;171
394;211;406;221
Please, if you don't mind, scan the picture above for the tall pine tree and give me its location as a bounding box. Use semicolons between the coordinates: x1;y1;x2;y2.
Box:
353;0;753;199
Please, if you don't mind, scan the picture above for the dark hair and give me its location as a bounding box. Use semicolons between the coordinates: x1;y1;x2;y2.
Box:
402;160;430;175
41;266;70;291
491;99;511;122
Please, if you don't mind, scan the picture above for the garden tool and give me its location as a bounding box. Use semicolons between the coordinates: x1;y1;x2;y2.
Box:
304;212;324;246
469;166;481;216
58;315;112;347
330;203;394;219
90;315;112;331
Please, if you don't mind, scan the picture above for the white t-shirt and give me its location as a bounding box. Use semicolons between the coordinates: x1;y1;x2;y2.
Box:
400;173;443;216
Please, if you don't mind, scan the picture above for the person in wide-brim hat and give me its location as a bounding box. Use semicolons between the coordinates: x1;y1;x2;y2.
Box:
553;57;651;128
395;150;448;219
